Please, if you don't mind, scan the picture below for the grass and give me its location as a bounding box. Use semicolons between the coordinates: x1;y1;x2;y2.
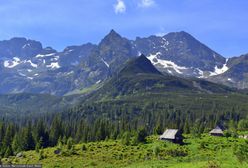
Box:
64;83;103;96
1;134;248;168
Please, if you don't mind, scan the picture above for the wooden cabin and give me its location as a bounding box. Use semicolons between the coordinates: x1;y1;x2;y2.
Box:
209;126;224;136
159;129;183;144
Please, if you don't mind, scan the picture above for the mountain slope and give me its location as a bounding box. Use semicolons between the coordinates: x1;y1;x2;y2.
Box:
133;31;227;78
0;30;247;95
209;53;248;89
86;55;234;101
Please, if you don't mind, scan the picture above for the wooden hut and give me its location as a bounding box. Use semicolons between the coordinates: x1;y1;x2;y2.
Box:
159;129;183;144
209;126;224;136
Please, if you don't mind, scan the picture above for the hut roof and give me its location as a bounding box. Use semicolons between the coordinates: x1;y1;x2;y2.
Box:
160;129;179;140
209;126;224;134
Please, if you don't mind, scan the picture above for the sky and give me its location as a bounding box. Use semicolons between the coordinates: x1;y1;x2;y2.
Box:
0;0;247;57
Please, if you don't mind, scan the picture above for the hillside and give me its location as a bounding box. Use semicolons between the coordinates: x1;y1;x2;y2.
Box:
1;134;247;168
85;55;235;101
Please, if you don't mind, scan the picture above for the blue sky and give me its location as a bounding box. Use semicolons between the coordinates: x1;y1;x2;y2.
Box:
0;0;247;57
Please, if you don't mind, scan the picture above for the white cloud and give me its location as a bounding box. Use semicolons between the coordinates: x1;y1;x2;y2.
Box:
138;0;155;8
114;0;126;14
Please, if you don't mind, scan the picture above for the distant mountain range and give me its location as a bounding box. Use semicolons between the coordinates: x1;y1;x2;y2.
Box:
0;30;247;95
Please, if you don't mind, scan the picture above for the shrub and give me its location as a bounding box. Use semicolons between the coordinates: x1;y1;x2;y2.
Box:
81;144;87;151
4;147;13;158
224;130;238;138
153;145;160;157
205;161;220;168
67;137;74;150
165;147;188;157
199;141;207;149
137;128;147;143
121;132;131;145
233;141;248;163
238;119;248;130
39;149;45;160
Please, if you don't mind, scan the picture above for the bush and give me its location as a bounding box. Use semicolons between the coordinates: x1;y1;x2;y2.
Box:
205;161;220;168
121;132;131;145
238;119;248;130
67;137;74;150
39;149;45;160
137;128;147;143
81;144;87;151
199;141;207;149
4;147;13;158
166;147;188;157
233;141;248;163
153;145;160;157
224;130;238;138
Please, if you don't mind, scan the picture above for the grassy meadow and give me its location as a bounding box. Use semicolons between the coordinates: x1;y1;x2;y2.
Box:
1;134;248;168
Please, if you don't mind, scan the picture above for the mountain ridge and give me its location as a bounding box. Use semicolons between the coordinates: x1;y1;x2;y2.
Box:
0;30;247;95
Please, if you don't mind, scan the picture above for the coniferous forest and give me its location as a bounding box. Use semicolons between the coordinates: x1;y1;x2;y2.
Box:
1;91;248;158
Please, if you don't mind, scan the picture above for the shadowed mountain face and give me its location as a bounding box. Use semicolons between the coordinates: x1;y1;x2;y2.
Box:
0;30;247;95
86;55;234;101
119;55;162;76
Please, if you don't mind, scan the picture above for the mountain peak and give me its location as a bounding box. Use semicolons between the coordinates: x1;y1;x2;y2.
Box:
109;29;119;35
164;31;194;39
9;37;28;42
103;29;122;40
119;54;162;76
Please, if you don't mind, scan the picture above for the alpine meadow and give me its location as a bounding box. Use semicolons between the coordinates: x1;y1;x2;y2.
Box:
0;1;248;168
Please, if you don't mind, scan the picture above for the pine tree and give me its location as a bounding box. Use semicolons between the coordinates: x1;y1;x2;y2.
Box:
137;128;147;143
121;132;131;145
49;116;62;146
3;124;14;152
67;137;73;150
4;146;13;158
183;119;190;134
22;124;35;150
12;134;22;154
35;137;43;153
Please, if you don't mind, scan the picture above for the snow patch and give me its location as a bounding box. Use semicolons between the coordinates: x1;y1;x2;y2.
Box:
27;60;38;68
27;77;33;80
101;58;109;68
22;43;31;49
209;59;229;76
4;57;21;68
196;68;205;78
96;80;101;84
147;52;188;74
47;62;60;69
36;53;56;58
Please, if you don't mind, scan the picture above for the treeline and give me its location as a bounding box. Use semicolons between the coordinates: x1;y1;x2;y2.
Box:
1;99;248;158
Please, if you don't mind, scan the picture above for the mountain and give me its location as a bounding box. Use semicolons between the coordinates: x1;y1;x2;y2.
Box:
0;37;43;59
62;55;246;133
133;31;227;78
0;30;247;96
0;38;97;95
86;55;234;101
209;53;248;89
